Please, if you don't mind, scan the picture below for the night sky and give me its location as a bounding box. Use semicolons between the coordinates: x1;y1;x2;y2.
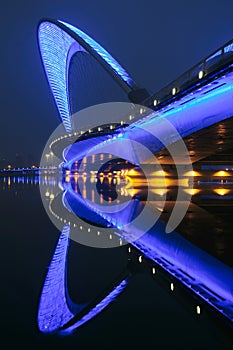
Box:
2;0;233;164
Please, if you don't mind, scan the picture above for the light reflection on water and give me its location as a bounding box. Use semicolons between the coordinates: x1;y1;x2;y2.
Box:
1;170;233;266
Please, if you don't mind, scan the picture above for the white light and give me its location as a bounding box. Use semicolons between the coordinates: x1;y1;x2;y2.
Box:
170;282;175;291
196;305;201;315
87;228;91;232
128;247;131;253
198;70;204;79
152;267;156;275
172;87;176;95
153;99;158;106
138;255;143;263
121;121;124;125
80;225;83;230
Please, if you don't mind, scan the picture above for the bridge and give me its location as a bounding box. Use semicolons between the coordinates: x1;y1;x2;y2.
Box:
37;19;233;334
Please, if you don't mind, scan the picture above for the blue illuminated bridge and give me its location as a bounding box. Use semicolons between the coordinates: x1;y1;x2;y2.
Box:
37;19;233;334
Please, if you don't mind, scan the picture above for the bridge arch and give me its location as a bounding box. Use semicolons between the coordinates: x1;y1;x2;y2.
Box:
38;19;138;131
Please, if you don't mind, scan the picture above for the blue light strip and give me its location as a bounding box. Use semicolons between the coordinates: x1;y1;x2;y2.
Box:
60;279;128;335
37;225;76;333
206;49;222;62
162;84;233;119
224;43;233;53
129;74;233;145
59;21;132;85
38;22;74;131
38;20;133;131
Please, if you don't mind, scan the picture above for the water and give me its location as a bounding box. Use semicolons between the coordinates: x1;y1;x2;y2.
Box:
1;175;233;349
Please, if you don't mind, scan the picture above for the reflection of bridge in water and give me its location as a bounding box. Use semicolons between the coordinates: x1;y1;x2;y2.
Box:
37;19;233;334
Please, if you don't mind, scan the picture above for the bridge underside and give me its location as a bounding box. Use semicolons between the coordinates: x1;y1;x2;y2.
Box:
147;116;233;164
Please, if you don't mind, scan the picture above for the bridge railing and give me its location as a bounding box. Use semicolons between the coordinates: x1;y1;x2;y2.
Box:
145;39;233;109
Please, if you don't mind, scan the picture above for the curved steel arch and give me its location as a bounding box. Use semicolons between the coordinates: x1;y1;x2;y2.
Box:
38;19;137;131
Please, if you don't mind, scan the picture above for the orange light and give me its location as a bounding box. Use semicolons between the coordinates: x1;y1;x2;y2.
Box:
214;170;230;177
90;176;95;183
183;170;201;177
128;188;140;197
148;177;167;188
184;188;200;196
214;188;230;196
127;168;142;176
152;170;168;177
156;207;163;212
152;189;168;196
99;177;104;184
